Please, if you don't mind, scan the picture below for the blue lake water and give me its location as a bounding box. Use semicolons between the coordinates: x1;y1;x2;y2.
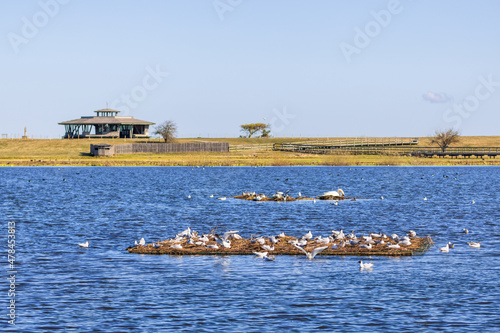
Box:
1;166;499;332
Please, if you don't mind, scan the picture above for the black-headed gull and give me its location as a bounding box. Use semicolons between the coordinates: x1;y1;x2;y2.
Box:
253;251;268;258
263;255;276;261
359;260;373;269
176;227;191;238
467;242;481;248
78;241;89;247
222;230;239;240
262;244;274;251
439;243;450;252
302;231;313;240
293;245;329;259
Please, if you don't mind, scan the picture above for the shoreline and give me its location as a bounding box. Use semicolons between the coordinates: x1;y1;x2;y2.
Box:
1;158;499;167
1;136;499;167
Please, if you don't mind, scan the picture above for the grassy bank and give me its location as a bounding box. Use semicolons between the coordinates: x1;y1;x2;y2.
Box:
0;136;499;166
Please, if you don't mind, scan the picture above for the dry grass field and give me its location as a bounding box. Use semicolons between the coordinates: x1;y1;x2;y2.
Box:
0;136;499;166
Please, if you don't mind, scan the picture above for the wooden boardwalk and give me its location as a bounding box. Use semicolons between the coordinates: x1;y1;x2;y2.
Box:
229;137;418;152
274;144;500;158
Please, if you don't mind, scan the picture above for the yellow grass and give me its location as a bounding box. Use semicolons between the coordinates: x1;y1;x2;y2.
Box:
0;136;499;166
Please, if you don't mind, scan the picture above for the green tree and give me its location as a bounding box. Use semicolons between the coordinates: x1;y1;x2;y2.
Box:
154;120;177;143
430;128;461;152
240;123;270;138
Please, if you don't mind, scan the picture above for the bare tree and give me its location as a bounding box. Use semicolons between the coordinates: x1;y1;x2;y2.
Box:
154;120;177;142
430;129;461;152
240;123;270;138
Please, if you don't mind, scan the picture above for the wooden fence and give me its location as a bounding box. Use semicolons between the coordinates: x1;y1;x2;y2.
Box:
92;142;229;156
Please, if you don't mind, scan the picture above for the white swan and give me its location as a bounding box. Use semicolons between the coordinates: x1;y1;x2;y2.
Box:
78;241;89;248
293;245;329;259
323;188;345;197
359;261;374;269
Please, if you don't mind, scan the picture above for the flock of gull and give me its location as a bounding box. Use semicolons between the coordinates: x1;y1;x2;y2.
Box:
439;228;481;252
78;225;482;269
77;184;482;270
127;227;431;270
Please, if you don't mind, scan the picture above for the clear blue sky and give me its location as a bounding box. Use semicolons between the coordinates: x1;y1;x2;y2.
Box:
1;0;499;138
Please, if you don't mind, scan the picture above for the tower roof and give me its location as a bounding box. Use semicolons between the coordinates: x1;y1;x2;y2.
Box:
94;108;120;113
